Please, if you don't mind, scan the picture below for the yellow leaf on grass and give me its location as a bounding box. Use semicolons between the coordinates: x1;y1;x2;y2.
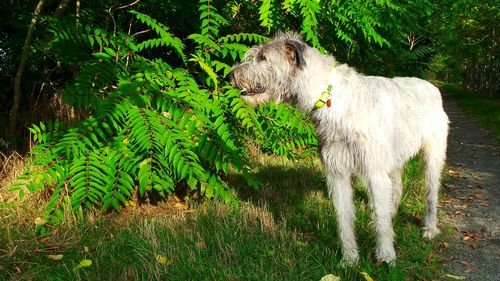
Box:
174;202;187;209
360;272;374;281
127;200;137;208
74;259;92;270
84;246;89;253
47;254;63;261
156;255;172;266
320;274;341;281
34;217;47;225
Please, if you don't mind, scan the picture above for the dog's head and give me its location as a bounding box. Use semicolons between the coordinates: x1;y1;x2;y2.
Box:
230;31;308;107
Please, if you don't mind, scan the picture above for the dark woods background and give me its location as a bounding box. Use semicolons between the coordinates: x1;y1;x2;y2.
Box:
0;0;498;146
0;0;497;219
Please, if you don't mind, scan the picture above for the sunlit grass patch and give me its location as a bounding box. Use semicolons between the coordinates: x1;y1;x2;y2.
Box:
0;154;445;280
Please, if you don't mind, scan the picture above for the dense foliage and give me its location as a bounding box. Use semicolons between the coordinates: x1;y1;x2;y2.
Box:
432;0;498;96
0;0;496;224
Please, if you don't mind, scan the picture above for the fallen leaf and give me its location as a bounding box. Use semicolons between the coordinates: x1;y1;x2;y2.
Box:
156;254;172;266
462;233;476;241
34;217;47;225
174;202;187;209
465;266;479;273
74;259;92;270
173;194;182;202
47;254;63;261
127;200;137;208
84;246;89;253
473;193;483;199
39;237;50;243
460;261;470;266
196;241;207;249
441;198;456;204
444;274;465;280
15;266;21;274
439;256;454;264
320;274;341;281
443;242;449;248
360;272;374;281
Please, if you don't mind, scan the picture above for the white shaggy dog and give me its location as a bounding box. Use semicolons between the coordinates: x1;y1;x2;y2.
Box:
230;32;449;264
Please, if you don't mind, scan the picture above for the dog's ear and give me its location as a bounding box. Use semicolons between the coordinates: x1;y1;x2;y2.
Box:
284;40;307;70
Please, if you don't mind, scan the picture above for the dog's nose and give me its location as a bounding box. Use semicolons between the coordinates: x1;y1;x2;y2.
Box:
229;70;236;87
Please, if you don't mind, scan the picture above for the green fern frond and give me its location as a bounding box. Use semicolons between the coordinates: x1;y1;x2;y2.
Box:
69;152;106;210
189;54;218;89
130;10;186;60
218;33;268;44
259;0;274;31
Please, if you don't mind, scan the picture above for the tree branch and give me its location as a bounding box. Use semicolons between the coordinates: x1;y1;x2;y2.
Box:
116;0;141;11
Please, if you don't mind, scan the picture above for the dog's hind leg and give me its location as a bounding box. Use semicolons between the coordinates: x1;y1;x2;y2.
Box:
390;167;404;218
422;134;447;239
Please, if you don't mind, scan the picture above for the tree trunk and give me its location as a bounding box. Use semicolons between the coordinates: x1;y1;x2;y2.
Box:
8;0;45;139
76;0;81;25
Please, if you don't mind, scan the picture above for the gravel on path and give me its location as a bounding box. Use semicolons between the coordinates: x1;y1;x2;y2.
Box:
440;95;500;281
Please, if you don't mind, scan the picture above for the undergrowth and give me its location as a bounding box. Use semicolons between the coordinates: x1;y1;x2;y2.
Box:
0;153;446;280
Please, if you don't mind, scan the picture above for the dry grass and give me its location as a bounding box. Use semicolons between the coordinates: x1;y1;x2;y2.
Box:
0;151;445;280
0;151;25;201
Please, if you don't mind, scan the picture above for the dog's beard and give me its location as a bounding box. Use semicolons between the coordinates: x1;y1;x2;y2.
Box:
240;91;273;107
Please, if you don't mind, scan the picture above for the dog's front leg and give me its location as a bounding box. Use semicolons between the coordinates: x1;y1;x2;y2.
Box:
327;173;359;265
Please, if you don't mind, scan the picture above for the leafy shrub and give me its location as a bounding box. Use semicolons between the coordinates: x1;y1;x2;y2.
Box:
11;2;317;227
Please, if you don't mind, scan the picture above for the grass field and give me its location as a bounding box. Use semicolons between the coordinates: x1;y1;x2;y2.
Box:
0;150;446;280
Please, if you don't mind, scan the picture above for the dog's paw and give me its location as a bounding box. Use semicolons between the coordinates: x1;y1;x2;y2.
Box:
376;247;396;263
422;227;441;240
340;251;359;267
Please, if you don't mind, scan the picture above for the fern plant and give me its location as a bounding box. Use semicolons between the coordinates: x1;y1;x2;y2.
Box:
12;3;319;229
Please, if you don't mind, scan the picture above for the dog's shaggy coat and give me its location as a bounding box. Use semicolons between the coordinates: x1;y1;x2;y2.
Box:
230;32;449;264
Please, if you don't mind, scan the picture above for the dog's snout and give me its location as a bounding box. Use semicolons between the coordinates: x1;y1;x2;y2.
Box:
229;69;238;87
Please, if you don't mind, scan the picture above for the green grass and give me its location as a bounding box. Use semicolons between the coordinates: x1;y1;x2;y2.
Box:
441;83;500;140
0;155;444;280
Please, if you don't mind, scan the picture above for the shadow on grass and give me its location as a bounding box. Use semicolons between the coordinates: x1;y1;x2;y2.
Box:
225;155;442;280
0;156;444;281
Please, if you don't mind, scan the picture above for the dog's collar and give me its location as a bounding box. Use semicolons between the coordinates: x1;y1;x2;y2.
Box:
314;62;338;109
314;84;333;109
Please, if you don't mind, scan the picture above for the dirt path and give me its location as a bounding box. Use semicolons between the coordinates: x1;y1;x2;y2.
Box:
440;96;500;280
